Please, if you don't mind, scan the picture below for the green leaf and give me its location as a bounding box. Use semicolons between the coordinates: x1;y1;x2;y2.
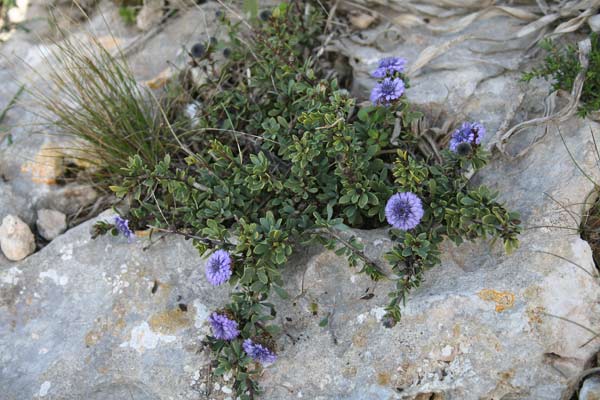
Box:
239;267;256;284
357;106;373;122
109;185;128;198
358;193;368;208
254;243;270;255
273;285;289;299
482;214;498;225
460;196;476;206
274;250;287;265
250;280;265;292
264;324;282;335
318;316;329;327
257;268;269;284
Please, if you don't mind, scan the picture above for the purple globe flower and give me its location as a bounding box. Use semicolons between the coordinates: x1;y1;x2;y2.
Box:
114;216;134;241
372;57;407;78
205;249;233;286
370;77;405;105
449;122;485;152
243;338;277;365
208;312;239;341
385;192;424;230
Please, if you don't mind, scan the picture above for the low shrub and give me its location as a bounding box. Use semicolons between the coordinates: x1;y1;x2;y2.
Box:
523;32;600;118
64;2;522;397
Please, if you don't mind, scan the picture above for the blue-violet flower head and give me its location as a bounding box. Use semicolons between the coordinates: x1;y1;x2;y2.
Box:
205;249;233;286
370;77;405;105
372;57;406;78
449;122;485;152
243;338;277;365
114;216;134;241
208;312;239;341
385;192;424;231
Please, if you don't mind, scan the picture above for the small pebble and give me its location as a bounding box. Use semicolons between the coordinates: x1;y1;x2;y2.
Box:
0;215;35;261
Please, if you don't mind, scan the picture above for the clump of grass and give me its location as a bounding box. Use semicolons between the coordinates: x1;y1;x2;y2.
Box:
0;84;24;145
557;126;600;270
523;33;600;118
30;29;180;187
581;198;600;266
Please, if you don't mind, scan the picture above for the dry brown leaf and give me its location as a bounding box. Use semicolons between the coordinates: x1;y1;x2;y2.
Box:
427;10;484;33
552;7;597;35
492;5;540;21
349;12;376;29
430;0;494;8
408;3;463;18
392;14;425;28
515;13;560;38
407;34;474;78
415;6;538;34
494;38;592;156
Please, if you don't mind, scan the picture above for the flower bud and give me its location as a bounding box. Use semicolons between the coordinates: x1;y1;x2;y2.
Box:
190;43;205;59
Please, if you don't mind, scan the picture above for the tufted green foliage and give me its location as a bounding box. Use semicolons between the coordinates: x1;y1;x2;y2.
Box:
90;2;521;397
384;149;521;321
523;33;600;118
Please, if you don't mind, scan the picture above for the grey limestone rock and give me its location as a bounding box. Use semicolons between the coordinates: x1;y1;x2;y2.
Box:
36;209;67;241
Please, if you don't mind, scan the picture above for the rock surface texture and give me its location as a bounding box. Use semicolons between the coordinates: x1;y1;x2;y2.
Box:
1;1;600;400
0;212;228;400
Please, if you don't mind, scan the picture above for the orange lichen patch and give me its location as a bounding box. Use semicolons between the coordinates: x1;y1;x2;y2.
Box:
97;366;109;374
60;142;101;170
114;318;127;331
477;289;515;312
526;306;545;325
85;331;101;347
20;143;64;184
145;67;173;89
376;372;391;386
342;365;357;378
84;318;115;347
498;369;515;381
148;309;191;334
352;331;368;348
452;323;461;337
